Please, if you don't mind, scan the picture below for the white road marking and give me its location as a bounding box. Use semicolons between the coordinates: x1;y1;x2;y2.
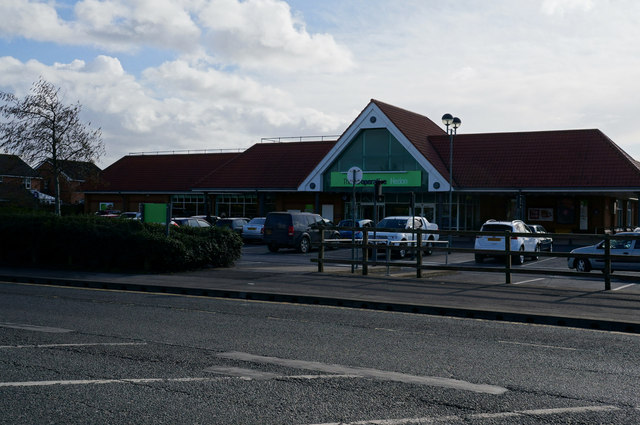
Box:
0;322;73;333
217;351;507;395
0;342;147;349
0;373;357;388
0;377;218;387
499;340;577;351
305;405;619;425
613;283;636;291
512;277;545;285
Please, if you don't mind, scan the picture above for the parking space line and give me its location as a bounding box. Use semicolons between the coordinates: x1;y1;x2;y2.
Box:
613;283;636;291
512;277;545;285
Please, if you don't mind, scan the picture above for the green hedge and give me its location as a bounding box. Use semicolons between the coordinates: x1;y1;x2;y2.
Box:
0;213;242;272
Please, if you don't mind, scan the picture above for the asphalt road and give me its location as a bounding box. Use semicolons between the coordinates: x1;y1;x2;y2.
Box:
1;281;640;424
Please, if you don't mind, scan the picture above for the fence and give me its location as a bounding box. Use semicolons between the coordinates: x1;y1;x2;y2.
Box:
313;227;640;291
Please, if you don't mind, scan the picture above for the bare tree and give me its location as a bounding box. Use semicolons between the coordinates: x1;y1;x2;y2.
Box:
0;78;104;215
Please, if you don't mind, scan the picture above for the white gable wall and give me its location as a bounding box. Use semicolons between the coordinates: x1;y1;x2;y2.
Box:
298;102;450;192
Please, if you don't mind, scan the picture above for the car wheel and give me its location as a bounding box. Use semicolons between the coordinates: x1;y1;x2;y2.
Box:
423;238;433;256
575;258;591;272
397;242;407;259
298;236;311;254
531;244;540;261
474;254;484;263
268;243;279;253
513;246;525;265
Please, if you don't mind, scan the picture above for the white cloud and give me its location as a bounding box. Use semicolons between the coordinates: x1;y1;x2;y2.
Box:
0;0;75;42
187;0;354;73
541;0;595;15
0;0;353;74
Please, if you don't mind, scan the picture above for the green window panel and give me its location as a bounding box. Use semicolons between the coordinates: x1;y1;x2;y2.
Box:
324;129;429;190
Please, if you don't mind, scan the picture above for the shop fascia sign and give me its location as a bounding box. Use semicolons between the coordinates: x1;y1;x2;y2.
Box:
330;171;421;187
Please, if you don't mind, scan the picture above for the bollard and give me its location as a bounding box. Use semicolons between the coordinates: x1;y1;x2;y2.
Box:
604;234;611;290
318;230;324;273
362;231;369;276
504;230;511;284
416;231;423;278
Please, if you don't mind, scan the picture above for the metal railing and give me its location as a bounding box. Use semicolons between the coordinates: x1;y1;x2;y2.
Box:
313;227;640;291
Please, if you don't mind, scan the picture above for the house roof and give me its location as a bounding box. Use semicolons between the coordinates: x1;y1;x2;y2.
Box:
428;129;640;189
195;140;337;190
0;154;39;178
94;152;239;192
37;159;102;181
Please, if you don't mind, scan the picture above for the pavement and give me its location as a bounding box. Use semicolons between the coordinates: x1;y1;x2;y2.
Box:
1;257;640;334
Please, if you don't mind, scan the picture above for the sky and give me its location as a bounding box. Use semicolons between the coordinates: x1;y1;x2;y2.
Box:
1;0;639;169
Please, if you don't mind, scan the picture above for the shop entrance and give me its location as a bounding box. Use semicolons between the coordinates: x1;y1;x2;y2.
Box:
415;203;436;222
362;203;385;224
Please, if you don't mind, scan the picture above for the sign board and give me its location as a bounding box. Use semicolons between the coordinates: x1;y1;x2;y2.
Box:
330;171;421;188
347;166;363;184
142;203;169;224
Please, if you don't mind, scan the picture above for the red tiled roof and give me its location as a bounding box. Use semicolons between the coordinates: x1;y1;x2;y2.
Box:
94;153;239;192
371;99;449;178
195;140;336;190
428;129;640;188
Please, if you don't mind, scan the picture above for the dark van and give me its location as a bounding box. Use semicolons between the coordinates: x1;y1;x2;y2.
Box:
263;212;326;253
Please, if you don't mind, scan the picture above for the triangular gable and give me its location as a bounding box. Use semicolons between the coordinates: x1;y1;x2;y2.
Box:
298;99;449;191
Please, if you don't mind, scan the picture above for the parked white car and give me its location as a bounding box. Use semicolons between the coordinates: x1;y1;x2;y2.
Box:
369;216;439;258
568;232;640;272
474;219;539;265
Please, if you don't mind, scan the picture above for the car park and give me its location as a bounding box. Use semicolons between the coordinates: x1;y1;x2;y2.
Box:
242;217;266;242
263;211;337;253
368;216;439;258
568;232;640;272
474;219;539;265
526;224;553;252
337;219;374;239
215;217;249;234
171;217;212;227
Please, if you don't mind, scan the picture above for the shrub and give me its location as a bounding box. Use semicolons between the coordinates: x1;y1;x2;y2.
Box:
0;213;242;272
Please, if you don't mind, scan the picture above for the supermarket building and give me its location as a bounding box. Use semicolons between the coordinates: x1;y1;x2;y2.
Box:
85;99;640;233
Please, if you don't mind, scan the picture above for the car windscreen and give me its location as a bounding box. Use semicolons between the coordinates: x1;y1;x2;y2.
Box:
377;218;408;229
480;224;512;232
248;218;265;225
338;220;353;227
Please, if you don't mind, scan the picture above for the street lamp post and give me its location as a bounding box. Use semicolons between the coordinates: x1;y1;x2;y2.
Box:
441;113;461;245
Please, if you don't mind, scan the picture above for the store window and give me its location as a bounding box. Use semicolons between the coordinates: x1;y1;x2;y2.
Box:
216;194;257;218
171;194;206;217
324;129;428;189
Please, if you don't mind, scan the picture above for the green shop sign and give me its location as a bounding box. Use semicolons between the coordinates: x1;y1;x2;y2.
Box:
330;171;422;187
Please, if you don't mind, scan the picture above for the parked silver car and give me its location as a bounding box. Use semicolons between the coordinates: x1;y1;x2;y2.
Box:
242;217;266;242
526;224;553;252
568;232;640;272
